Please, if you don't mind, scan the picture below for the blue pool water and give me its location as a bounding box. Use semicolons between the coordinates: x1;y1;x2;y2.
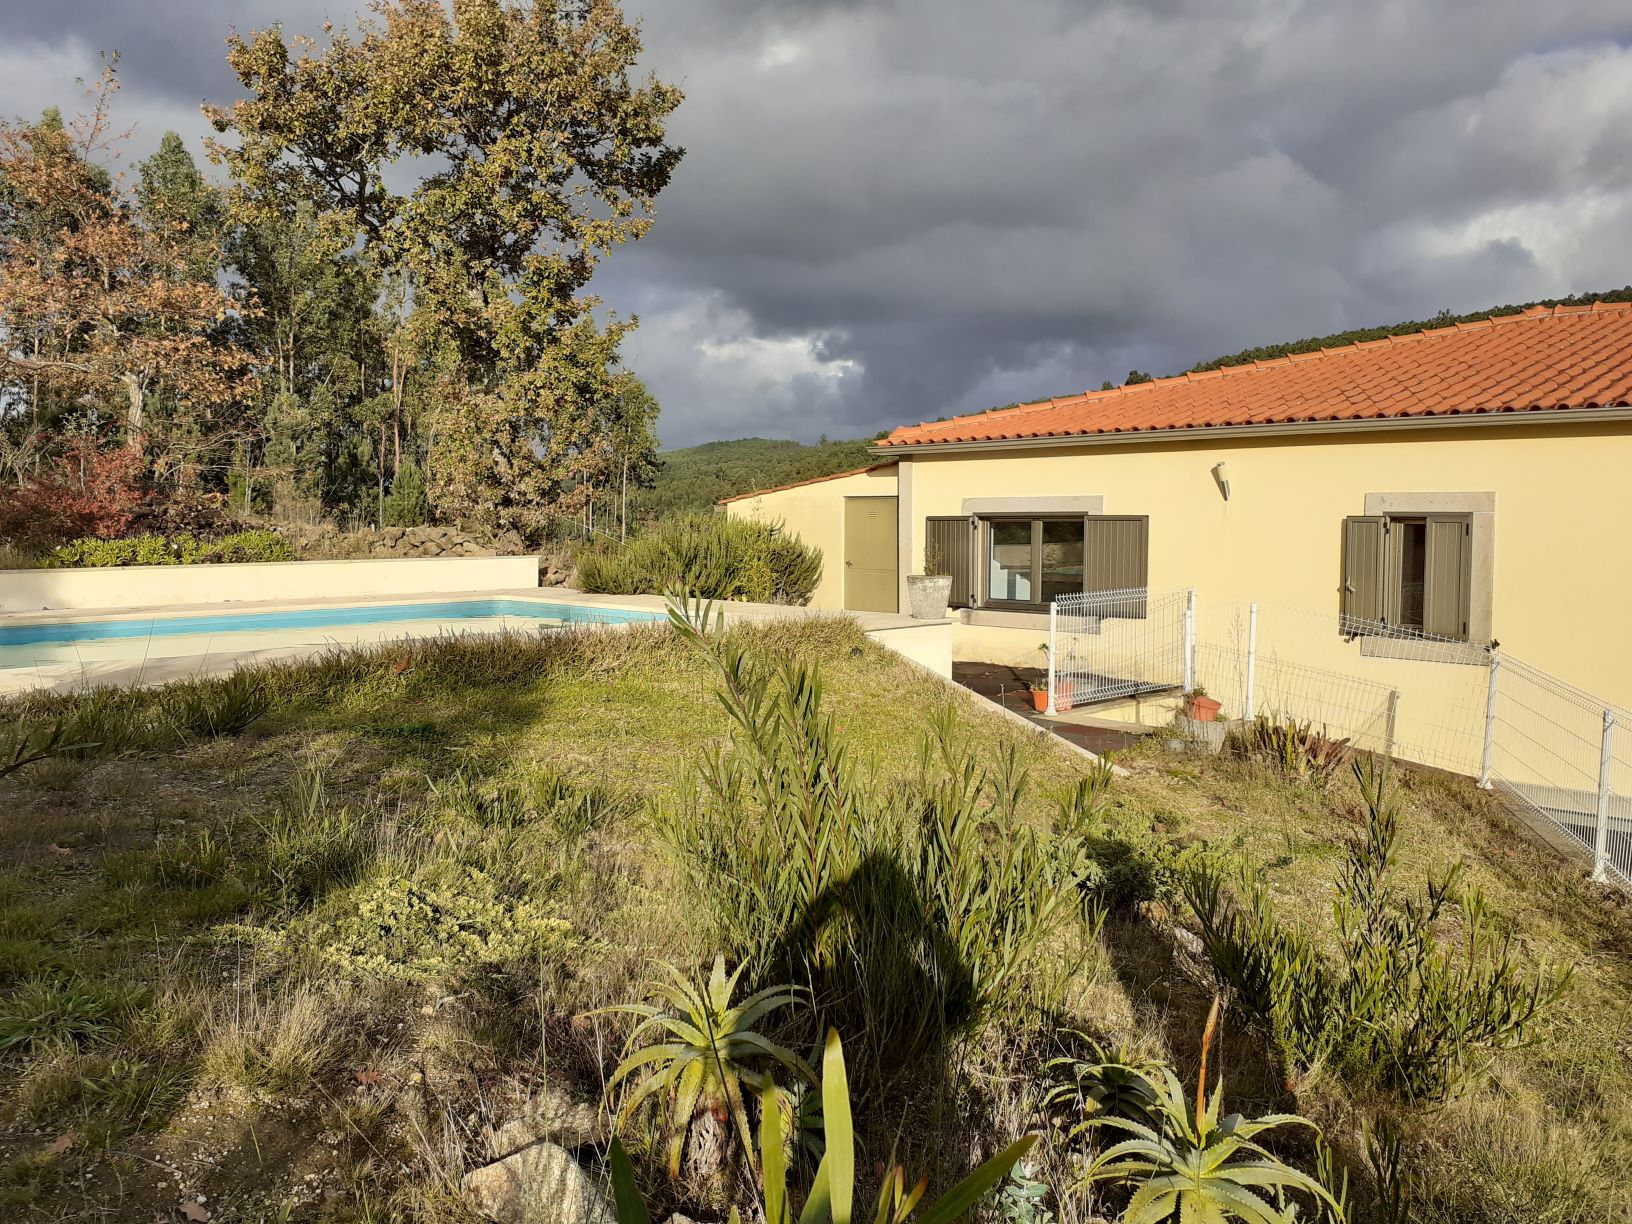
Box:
0;599;661;649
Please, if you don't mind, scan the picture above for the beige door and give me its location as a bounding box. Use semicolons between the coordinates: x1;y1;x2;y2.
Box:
843;496;898;613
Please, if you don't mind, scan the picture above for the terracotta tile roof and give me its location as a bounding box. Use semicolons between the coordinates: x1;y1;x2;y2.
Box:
718;461;897;504
879;303;1632;449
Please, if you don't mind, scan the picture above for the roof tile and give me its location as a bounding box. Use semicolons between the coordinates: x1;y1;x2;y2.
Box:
880;305;1632;449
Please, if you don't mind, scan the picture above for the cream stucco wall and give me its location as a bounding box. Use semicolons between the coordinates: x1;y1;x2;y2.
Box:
889;419;1632;774
0;555;542;613
723;465;899;610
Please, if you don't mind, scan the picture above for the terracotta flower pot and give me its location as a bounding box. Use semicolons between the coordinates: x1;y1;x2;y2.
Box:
1188;694;1222;722
1031;682;1073;713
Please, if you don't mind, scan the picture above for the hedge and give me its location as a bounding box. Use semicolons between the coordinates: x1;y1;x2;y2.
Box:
44;530;295;568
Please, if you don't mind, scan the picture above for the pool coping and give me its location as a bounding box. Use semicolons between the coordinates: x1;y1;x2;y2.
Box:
0;587;668;628
0;587;947;696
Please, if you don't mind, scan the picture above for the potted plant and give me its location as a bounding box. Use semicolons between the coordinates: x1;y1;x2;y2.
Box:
1036;642;1073;711
906;541;954;619
1028;676;1051;713
1185;686;1222;722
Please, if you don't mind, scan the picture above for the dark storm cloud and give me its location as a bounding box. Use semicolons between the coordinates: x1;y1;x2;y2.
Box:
7;0;1632;443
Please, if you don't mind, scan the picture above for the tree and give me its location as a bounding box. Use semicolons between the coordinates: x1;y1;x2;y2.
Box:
209;0;682;538
135;131;223;282
0;68;256;485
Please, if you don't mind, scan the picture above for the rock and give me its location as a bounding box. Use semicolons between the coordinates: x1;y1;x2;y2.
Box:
488;1086;606;1156
461;1142;614;1224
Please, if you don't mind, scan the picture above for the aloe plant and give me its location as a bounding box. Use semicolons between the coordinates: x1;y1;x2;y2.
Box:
603;954;813;1179
1076;1002;1344;1224
609;1028;1036;1224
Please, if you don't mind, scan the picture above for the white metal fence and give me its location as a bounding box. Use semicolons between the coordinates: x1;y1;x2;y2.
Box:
1484;656;1632;888
1045;588;1187;712
1047;586;1632;891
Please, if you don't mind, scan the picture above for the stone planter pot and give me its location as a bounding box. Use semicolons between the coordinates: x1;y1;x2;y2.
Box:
906;574;953;619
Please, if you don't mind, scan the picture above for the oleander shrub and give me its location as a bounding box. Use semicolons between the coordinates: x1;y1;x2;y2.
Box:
659;597;1088;1073
43;529;293;568
576;513;822;604
1184;759;1571;1101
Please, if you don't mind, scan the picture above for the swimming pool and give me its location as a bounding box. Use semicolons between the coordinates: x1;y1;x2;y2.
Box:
0;597;664;674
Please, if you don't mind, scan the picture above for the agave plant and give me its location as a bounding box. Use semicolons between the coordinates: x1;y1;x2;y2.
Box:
603;955;814;1179
1043;1033;1163;1128
609;1027;1036;1224
1077;1001;1344;1224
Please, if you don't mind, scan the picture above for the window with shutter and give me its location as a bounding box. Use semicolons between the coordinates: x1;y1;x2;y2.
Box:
971;513;1149;613
1341;513;1472;641
924;516;977;608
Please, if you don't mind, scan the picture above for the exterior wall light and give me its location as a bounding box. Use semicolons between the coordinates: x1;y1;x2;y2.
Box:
1211;461;1231;501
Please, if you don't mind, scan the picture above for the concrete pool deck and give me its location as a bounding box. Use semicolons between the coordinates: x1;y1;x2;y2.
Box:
0;587;951;694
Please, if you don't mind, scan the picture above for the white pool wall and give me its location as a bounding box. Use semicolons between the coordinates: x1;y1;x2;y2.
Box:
0;555;541;613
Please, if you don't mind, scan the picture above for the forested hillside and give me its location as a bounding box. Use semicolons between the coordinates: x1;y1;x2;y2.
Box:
1189;286;1632;371
633;435;879;518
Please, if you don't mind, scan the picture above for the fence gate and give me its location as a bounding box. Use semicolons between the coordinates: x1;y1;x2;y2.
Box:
1047;588;1188;711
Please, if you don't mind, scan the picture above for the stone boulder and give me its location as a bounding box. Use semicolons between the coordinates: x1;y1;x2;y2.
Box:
486;1085;606;1158
461;1141;614;1224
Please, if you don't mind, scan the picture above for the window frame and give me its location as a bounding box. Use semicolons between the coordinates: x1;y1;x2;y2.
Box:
974;512;1150;614
978;514;1082;612
1343;511;1473;642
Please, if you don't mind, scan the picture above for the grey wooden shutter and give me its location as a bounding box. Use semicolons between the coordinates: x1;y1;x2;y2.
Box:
1423;516;1471;639
924;516;976;608
1083;516;1149;615
1341;516;1386;626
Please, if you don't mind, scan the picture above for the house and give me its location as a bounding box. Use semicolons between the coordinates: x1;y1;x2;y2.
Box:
725;303;1632;731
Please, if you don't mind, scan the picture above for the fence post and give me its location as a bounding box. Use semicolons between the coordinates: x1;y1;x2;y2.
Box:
1595;708;1615;884
1385;688;1399;761
1245;603;1258;720
1478;649;1499;789
1045;601;1058;716
1183;588;1197;692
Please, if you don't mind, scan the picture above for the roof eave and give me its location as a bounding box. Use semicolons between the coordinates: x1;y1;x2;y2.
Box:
869;406;1632;456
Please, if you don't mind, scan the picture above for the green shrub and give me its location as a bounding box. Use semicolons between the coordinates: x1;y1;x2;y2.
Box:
43;529;293;568
577;514;822;604
1228;714;1352;785
1183;760;1571;1101
659;598;1086;1072
295;862;573;981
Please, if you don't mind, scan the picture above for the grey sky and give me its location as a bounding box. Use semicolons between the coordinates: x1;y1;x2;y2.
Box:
5;1;1632;445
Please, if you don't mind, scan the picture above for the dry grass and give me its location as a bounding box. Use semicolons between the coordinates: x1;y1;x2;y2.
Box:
0;620;1626;1220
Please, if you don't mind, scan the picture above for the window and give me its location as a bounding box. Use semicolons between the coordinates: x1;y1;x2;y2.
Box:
970;514;1147;612
1342;514;1471;640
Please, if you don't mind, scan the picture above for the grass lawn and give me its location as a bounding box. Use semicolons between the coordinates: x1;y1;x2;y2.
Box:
0;616;1628;1223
